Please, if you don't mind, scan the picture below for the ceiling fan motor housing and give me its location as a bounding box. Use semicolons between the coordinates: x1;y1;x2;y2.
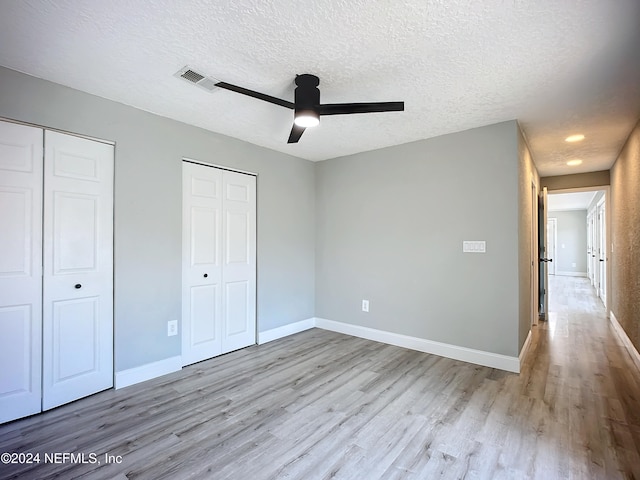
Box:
295;74;320;119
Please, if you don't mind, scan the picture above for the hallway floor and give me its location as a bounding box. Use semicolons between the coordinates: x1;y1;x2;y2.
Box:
531;274;640;478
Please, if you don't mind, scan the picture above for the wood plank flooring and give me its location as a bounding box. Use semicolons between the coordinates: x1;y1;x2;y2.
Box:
1;275;639;479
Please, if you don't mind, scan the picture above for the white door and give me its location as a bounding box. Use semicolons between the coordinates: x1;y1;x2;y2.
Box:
591;212;597;286
586;212;592;282
42;131;114;410
546;218;557;276
182;162;256;366
0;122;43;423
182;163;223;365
221;171;256;353
538;187;549;320
597;201;606;306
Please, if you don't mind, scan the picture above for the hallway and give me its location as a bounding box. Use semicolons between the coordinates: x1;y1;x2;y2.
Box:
525;274;640;477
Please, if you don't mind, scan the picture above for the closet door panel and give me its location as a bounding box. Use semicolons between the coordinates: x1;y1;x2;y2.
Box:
182;162;223;365
0;121;43;423
42;131;113;411
221;171;256;353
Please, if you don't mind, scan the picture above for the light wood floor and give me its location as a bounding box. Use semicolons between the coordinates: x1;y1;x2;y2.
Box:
1;276;639;479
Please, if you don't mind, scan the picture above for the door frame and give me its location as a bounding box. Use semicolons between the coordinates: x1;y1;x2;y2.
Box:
530;177;539;327
596;196;607;306
545;186;611;314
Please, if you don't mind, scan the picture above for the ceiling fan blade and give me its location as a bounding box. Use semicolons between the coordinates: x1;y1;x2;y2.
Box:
287;124;306;143
319;101;404;116
215;81;295;109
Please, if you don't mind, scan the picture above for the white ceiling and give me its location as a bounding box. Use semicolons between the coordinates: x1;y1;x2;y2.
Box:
547;191;599;211
0;1;639;176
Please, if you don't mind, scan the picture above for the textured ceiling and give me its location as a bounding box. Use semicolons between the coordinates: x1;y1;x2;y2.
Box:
548;191;600;212
0;1;639;176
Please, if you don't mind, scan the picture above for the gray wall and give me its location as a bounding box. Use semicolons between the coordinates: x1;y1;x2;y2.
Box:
548;210;588;275
611;119;640;353
0;66;316;371
541;171;610;191
315;121;520;357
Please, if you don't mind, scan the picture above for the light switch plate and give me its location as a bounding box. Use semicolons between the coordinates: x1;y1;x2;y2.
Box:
463;241;486;253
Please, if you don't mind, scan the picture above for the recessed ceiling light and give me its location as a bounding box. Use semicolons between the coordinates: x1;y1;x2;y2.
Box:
567;159;583;166
565;134;585;143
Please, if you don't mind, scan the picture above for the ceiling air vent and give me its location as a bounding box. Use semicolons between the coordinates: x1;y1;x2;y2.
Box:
174;66;220;93
181;69;204;83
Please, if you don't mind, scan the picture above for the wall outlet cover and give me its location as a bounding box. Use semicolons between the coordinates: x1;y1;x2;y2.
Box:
167;320;178;336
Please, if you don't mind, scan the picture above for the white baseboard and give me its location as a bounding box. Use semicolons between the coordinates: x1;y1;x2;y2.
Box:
115;355;182;389
519;329;532;368
315;318;520;373
556;271;587;277
257;318;316;345
609;311;640;374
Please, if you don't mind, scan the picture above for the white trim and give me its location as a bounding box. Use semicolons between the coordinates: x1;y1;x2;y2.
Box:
0;115;115;145
609;311;640;374
519;329;532;368
315;318;520;373
556;271;587;277
115;356;182;389
258;318;315;345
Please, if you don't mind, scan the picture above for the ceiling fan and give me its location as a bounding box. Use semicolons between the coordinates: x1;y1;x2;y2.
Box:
214;74;404;143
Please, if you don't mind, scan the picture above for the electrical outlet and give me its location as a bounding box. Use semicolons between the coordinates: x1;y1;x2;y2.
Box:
167;320;178;337
362;300;369;312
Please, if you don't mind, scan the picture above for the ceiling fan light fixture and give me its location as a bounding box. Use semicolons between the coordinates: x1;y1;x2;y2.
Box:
294;110;320;128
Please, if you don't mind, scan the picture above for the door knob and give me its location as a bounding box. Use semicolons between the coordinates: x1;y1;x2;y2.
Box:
74;284;82;289
203;273;208;278
599;259;604;262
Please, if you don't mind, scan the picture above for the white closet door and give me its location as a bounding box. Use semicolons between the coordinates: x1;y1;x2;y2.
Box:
42;131;114;410
221;171;256;353
182;162;256;366
0;122;43;423
182;162;223;365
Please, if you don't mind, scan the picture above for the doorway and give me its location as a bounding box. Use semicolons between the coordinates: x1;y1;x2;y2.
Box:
545;188;608;311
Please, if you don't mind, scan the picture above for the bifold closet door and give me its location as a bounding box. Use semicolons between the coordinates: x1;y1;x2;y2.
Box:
0;122;44;424
221;171;256;353
0;123;114;423
182;163;223;365
182;162;256;366
42;131;114;411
